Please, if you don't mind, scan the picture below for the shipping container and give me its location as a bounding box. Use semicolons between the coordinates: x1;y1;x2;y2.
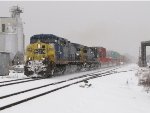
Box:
99;47;106;58
106;50;120;59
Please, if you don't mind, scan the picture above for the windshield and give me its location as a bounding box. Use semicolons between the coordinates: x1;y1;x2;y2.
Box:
34;48;45;54
30;35;57;44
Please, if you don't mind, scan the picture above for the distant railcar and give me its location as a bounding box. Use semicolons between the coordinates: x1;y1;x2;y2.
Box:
106;50;121;64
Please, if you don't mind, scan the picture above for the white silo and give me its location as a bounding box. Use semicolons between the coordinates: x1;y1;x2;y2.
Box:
16;18;24;53
0;6;25;65
4;33;18;60
0;19;5;52
10;6;24;53
10;6;24;65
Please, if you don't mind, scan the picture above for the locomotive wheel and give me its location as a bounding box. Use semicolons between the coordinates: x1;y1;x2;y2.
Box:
43;61;56;78
24;66;34;76
76;64;82;72
87;64;91;71
60;65;66;75
42;69;55;78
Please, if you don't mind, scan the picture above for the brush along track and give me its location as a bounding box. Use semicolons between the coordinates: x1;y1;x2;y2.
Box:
0;66;125;111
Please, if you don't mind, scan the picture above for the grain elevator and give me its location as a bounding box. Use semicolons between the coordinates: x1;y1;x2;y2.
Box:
0;6;24;65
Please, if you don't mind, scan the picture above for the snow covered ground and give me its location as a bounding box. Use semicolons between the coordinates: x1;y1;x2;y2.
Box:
0;64;150;113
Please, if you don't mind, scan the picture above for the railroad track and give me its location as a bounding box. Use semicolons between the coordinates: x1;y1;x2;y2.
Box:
0;66;125;111
0;66;120;96
0;69;116;100
0;77;32;84
0;77;44;88
0;65;119;88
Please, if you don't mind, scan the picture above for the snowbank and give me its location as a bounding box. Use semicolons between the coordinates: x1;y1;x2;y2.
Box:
0;64;150;113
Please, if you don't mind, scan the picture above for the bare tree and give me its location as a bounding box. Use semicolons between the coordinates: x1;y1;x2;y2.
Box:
137;68;150;93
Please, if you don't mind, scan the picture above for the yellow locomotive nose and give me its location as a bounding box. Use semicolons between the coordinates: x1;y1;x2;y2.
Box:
25;40;56;77
26;41;55;62
34;43;46;60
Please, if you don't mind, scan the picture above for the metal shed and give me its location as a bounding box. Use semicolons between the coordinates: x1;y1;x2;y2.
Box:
0;52;10;76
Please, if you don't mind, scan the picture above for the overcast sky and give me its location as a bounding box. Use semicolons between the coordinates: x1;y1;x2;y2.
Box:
0;1;150;58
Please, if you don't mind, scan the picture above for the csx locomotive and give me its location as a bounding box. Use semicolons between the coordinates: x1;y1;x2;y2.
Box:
24;34;121;77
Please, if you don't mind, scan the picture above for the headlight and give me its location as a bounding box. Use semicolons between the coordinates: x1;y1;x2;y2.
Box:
42;58;45;60
76;53;79;56
38;44;41;48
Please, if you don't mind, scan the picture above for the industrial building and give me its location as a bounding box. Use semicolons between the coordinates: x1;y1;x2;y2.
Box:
0;6;25;65
0;52;10;76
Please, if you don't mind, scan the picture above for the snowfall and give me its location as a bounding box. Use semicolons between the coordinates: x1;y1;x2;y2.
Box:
0;64;150;113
